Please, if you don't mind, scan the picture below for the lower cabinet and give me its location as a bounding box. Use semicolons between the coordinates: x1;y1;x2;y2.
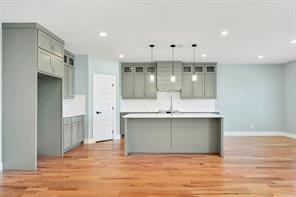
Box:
63;115;85;153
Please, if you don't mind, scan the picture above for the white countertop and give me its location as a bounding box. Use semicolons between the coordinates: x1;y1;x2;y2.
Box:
123;113;224;119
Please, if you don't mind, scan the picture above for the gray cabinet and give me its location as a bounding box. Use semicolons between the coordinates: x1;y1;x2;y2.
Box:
63;118;72;150
133;67;145;98
122;63;157;99
122;74;134;98
52;55;64;76
38;48;52;73
193;65;205;98
181;63;217;99
204;65;217;98
181;65;193;98
2;23;65;170
64;50;75;98
37;30;64;77
63;115;85;153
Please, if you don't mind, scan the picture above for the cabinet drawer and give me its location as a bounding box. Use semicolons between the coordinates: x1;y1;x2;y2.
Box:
78;115;84;122
63;117;72;125
52;55;64;76
38;48;52;73
38;30;51;52
72;116;79;123
52;40;64;58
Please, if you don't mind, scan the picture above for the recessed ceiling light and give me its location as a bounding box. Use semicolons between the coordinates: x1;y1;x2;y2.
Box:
99;32;107;37
119;54;124;58
220;31;229;36
258;55;264;59
291;40;296;44
201;54;207;58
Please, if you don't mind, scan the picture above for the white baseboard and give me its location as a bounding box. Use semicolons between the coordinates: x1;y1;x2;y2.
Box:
224;131;284;136
284;132;296;139
83;138;96;144
224;131;296;139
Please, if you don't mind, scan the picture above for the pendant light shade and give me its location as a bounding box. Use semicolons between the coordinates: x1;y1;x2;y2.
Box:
149;44;155;82
192;44;198;82
170;44;176;83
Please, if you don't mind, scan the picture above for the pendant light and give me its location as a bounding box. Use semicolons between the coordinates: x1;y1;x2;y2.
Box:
170;44;176;83
149;44;155;82
192;44;198;82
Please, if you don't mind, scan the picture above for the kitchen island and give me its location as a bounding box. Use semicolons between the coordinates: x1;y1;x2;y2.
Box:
123;113;224;156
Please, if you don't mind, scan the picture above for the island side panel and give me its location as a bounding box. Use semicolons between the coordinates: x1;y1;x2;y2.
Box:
124;118;129;156
126;118;171;154
220;117;224;156
171;118;220;153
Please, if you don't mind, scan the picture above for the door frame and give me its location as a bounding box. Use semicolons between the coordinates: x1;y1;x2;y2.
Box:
92;73;117;141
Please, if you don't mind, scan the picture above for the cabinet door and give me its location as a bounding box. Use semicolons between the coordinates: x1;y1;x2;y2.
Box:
38;48;52;73
204;74;216;98
63;124;72;150
64;65;69;97
38;30;51;52
181;74;193;98
122;74;133;98
146;75;157;98
68;67;75;97
71;122;79;145
51;40;64;58
193;74;205;98
52;55;64;77
78;121;84;141
133;74;145;98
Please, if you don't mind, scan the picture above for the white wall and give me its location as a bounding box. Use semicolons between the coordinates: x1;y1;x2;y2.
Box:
120;92;216;112
63;95;86;117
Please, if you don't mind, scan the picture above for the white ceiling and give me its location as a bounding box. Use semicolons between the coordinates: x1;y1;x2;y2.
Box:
0;0;295;64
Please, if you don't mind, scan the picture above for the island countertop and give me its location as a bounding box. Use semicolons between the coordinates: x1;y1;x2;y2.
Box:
123;112;224;119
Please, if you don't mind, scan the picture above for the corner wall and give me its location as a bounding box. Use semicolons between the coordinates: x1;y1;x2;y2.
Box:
0;23;3;170
284;60;296;134
88;56;121;139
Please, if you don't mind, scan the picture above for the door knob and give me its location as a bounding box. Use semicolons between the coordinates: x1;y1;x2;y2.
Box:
96;111;102;114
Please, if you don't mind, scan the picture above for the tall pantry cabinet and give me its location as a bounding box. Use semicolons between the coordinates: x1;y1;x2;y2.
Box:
2;23;64;170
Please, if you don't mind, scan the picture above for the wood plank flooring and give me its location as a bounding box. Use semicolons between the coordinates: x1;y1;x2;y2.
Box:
0;137;296;196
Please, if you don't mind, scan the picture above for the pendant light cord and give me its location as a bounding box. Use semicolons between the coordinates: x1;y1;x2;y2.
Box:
171;45;176;75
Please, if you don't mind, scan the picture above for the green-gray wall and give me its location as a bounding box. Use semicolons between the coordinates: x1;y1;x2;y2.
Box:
284;60;296;134
0;23;2;169
88;56;120;138
75;55;120;139
216;64;285;132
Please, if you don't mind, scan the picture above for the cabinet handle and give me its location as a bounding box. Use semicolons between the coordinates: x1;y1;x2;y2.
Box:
96;111;102;114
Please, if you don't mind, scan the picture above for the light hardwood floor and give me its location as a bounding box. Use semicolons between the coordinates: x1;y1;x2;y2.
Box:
1;137;296;196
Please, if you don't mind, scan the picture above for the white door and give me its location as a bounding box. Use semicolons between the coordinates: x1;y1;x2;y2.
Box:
93;74;116;141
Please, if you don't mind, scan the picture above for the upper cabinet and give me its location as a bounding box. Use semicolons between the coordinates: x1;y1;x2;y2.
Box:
181;63;217;99
64;50;75;98
37;29;64;77
122;63;157;99
157;61;182;91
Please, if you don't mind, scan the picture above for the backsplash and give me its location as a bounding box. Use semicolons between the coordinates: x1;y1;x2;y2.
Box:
120;92;216;112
